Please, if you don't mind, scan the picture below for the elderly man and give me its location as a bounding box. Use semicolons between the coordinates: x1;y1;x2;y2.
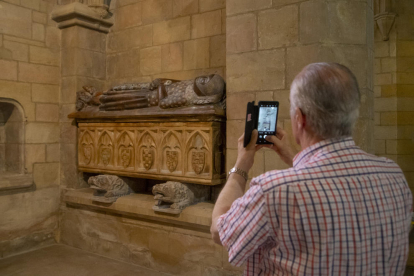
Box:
211;63;412;275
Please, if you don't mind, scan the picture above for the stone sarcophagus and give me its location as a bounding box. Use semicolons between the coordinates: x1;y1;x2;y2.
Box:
76;120;225;185
69;74;226;213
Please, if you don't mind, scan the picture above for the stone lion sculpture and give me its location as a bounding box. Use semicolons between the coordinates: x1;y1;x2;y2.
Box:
88;174;132;203
152;181;209;214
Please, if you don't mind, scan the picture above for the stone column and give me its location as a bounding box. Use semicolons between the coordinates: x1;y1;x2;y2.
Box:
225;0;374;176
52;2;112;189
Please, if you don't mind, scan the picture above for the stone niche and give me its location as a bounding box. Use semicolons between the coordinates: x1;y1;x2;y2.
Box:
68;75;226;215
0;99;33;192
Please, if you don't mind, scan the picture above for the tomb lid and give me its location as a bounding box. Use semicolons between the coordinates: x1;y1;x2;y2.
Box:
68;104;226;123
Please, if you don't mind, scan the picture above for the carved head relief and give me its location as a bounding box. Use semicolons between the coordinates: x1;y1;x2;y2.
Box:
194;74;225;98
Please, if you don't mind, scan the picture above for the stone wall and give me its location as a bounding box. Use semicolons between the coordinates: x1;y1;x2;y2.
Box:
0;0;61;258
372;0;414;266
225;0;374;181
106;0;226;88
374;0;414;199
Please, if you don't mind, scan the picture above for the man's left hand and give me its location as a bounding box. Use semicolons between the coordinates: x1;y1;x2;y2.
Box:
235;130;263;172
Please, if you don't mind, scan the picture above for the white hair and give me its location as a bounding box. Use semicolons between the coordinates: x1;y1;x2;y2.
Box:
290;63;360;139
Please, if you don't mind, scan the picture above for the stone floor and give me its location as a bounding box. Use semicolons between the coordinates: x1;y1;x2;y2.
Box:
0;245;172;276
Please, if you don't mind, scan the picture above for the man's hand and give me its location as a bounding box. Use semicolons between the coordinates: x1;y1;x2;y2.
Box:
235;130;262;172
264;127;297;167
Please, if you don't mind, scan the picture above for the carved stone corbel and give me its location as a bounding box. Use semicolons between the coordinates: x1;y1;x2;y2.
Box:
374;0;397;41
51;1;113;33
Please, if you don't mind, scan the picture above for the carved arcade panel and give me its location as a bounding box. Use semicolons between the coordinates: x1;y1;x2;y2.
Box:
78;122;226;185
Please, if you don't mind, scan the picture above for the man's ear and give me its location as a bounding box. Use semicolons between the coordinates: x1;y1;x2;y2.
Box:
295;107;306;131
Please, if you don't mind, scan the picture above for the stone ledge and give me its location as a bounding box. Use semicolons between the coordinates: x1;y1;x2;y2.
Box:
0;172;34;192
52;2;113;33
64;188;214;229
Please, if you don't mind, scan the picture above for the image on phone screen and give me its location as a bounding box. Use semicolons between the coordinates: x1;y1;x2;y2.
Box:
257;102;278;144
258;106;277;132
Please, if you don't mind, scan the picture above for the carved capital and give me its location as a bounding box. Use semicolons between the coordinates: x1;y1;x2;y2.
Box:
375;12;396;41
51;2;113;33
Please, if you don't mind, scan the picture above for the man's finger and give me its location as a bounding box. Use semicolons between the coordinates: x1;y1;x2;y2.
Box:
247;130;258;149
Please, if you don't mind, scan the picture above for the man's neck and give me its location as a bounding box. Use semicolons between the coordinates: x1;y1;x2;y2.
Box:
299;131;323;151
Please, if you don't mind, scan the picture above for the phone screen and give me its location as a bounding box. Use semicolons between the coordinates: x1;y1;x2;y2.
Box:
257;103;278;144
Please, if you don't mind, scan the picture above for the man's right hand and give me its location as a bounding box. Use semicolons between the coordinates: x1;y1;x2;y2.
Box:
264;127;297;167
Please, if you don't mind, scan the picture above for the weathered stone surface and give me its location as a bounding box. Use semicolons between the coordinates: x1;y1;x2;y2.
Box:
32;23;45;41
33;163;59;188
199;0;225;12
142;0;173;24
45;26;61;49
300;0;328;44
114;2;142;30
265;150;290;171
3;35;44;47
286;44;368;88
0;2;32;39
227;49;285;92
60;104;76;123
108;25;153;52
107;49;140;79
76;49;106;80
26;122;59;143
226;120;244;149
140;46;162;75
46;143;60;163
227;0;271;16
183;38;209;70
3;40;29;62
35;103;59;122
192;10;222;39
0;186;59;242
226;92;255;120
32;84;59;103
227;13;256;54
21;0;40;10
30;46;60;66
162;42;184;72
25;144;45;173
19;62;59;84
210;35;225;67
173;0;198;17
328;1;367;44
60;122;77;145
258;5;298;49
0;80;35;121
273;90;291;119
153;16;191;45
33;11;47;24
0;60;18;81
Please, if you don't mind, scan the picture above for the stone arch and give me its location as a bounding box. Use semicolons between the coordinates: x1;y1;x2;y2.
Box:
0;98;25;174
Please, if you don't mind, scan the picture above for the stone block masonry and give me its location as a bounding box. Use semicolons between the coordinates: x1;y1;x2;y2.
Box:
0;0;61;258
106;0;226;87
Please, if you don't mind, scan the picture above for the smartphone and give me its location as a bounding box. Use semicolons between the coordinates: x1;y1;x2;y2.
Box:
256;101;279;144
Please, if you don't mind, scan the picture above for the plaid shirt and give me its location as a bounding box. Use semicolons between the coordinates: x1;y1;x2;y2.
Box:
217;137;412;276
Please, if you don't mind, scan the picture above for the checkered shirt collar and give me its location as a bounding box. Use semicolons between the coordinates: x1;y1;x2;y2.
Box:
293;136;356;169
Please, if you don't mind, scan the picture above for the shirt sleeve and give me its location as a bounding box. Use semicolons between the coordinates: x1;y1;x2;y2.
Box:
216;182;271;267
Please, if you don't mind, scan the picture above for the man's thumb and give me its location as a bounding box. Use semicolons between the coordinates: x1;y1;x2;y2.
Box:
265;135;281;146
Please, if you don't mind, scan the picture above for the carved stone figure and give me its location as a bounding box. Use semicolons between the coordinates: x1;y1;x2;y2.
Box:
75;74;226;111
76;86;102;111
152;181;210;214
88;174;132;203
